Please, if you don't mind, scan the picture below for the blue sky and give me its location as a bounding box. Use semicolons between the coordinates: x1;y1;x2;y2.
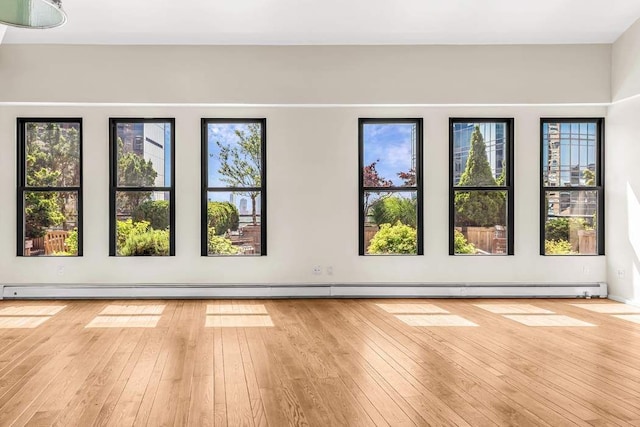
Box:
207;123;255;187
363;123;414;186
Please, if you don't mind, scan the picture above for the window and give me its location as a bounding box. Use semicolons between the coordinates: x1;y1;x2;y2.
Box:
449;118;514;255
202;119;266;256
541;118;604;255
109;119;175;256
17;119;83;257
359;118;423;255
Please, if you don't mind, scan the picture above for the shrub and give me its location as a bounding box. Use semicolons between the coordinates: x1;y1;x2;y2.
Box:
454;230;476;254
207;228;239;255
116;219;151;254
371;196;417;228
545;239;574;255
120;229;170;256
208;202;239;235
132;200;170;230
64;228;79;255
367;221;417;254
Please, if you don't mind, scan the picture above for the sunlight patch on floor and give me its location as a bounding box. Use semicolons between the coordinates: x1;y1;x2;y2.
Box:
396;314;478;327
504;315;595;327
0;305;66;316
206;304;274;327
571;304;640;314
205;315;274;328
612;314;640;324
206;304;268;315
86;304;166;328
0;316;51;329
86;315;162;328
100;305;166;315
474;304;554;314
0;305;66;329
376;303;449;314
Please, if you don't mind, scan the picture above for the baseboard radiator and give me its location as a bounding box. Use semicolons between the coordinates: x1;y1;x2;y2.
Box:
0;282;607;300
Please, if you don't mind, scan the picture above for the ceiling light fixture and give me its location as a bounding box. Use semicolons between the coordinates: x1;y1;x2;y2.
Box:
0;0;67;29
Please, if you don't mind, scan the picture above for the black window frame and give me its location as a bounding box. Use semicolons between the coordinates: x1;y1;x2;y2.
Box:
201;118;267;256
449;117;515;255
17;118;84;257
109;118;176;256
540;118;605;256
358;118;424;256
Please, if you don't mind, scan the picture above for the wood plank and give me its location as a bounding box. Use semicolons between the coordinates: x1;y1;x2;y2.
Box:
0;299;637;426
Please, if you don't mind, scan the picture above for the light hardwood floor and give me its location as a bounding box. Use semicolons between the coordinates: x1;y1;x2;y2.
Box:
0;298;639;426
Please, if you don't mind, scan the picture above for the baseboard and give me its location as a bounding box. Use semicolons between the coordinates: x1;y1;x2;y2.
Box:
0;282;607;300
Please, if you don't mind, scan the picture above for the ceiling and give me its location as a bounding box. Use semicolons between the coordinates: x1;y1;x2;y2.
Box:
3;0;640;45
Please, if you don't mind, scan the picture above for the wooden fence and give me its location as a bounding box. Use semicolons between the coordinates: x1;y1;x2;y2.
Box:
457;226;507;254
25;231;69;256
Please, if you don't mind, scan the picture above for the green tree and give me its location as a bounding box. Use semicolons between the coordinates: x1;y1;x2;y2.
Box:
545;217;588;243
214;124;262;224
367;221;417;254
133;200;170;230
362;160;393;214
24;123;81;238
496;161;506;186
545;217;569;242
117;137;158;213
455;126;505;227
24;192;65;239
583;169;595;186
371;196;417;228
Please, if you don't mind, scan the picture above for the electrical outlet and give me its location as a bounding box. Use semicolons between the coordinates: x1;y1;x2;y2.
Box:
617;269;626;278
57;265;65;276
583;266;590;275
312;265;322;275
326;266;333;276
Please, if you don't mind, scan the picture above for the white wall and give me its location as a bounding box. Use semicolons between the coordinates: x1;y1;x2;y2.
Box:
0;44;610;104
0;43;612;286
606;99;640;303
607;17;640;303
612;18;640;102
0;105;607;285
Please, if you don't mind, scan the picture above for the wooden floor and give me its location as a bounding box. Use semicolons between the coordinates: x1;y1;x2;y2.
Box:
0;298;640;426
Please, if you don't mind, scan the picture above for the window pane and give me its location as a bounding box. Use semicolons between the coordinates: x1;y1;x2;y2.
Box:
206;191;262;256
23;191;78;256
362;123;417;187
453;190;508;255
453;122;506;186
544;190;598;255
364;191;417;255
25;122;80;187
207;122;263;188
115;191;170;256
542;121;597;187
116;122;171;187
